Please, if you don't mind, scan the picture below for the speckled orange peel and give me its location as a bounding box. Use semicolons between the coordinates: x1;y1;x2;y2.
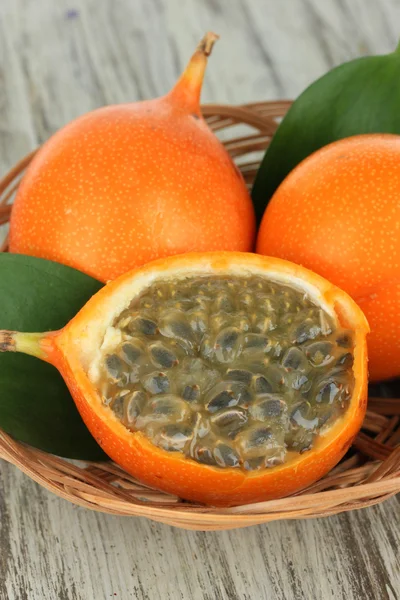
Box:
0;252;369;507
9;33;255;283
256;134;400;382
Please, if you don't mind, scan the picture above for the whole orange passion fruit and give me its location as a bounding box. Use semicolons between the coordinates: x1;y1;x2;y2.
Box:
9;33;255;282
0;252;368;506
257;134;400;381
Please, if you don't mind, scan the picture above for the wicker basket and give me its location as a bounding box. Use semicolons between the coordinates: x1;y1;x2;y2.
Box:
0;101;399;531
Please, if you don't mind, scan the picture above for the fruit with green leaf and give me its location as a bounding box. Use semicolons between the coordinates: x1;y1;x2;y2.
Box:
252;42;400;220
9;33;255;283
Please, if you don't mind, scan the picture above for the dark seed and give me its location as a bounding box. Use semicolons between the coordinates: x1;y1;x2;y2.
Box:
336;332;353;348
215;327;240;349
315;380;344;405
291;373;311;392
245;427;273;449
249;395;286;420
205;382;249;412
129;316;158;336
336;352;354;369
290;402;319;430
239;424;286;467
149;342;178;368
306;341;335;367
105;354;124;380
211;407;248;432
142;371;170;394
160;313;195;347
110;393;126;418
282;347;308;371
214;327;242;363
292;319;321;344
155;424;193;451
172;321;194;342
253;375;273;394
226;369;253;385
126;390;147;423
149;395;189;421
182;384;200;402
214;443;240;468
121;341;144;365
207;390;237;413
192;446;217;466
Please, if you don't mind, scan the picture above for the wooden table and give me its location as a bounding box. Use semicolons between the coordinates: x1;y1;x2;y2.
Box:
0;1;399;598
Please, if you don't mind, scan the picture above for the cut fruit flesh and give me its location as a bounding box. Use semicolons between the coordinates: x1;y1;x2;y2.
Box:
95;274;355;471
0;252;369;506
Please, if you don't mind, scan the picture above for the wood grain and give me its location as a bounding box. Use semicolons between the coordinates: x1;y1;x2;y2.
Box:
0;0;399;598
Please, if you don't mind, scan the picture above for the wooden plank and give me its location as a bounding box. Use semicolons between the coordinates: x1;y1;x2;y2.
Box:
0;464;399;600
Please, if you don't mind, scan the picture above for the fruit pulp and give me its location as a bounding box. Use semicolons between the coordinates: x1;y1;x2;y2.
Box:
91;275;355;471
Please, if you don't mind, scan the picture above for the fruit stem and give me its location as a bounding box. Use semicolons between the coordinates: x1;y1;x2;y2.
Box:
168;31;219;115
0;330;51;361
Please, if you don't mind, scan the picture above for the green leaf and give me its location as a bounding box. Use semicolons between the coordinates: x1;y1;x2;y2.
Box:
0;254;107;460
252;48;400;223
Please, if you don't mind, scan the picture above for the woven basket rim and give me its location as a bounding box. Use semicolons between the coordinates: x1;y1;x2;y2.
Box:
0;100;399;531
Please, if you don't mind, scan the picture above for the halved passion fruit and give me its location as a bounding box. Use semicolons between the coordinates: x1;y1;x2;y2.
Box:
0;252;368;506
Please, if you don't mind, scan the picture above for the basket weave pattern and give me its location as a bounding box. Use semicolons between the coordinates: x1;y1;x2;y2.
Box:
0;101;399;530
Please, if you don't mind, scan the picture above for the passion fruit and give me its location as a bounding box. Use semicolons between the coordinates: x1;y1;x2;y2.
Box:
9;33;255;283
256;134;400;381
0;252;368;506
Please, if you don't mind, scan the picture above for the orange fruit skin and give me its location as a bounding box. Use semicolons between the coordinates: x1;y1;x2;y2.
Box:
37;252;368;507
9;101;255;282
257;134;400;381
